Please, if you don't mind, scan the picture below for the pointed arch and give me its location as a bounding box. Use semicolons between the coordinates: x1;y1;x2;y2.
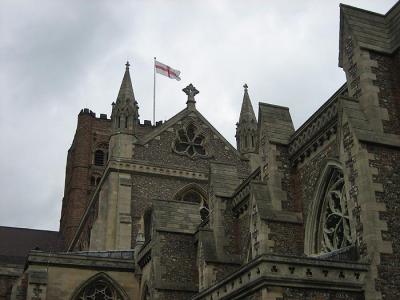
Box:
70;272;129;300
173;183;207;203
174;184;209;220
304;160;354;255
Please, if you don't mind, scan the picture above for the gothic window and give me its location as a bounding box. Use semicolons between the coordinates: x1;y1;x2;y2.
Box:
91;176;95;186
182;190;202;203
304;163;353;255
174;185;209;221
73;274;127;300
173;123;207;158
319;169;352;253
94;150;105;166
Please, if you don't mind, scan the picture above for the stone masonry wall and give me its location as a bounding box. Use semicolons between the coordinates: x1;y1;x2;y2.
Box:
158;232;197;290
130;174;207;247
268;222;304;256
281;288;364;300
367;144;400;299
134;118;249;175
370;50;400;135
296;140;338;223
276;145;294;211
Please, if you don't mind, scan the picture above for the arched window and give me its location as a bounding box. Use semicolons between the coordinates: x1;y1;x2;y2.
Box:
91;176;95;186
94;150;105;166
72;273;128;300
305;162;353;255
174;185;209;221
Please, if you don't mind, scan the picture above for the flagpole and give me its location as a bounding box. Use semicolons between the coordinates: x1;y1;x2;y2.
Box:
153;57;156;125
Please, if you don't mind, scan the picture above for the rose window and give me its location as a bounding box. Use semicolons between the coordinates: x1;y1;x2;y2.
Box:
320;169;352;253
173;124;206;158
78;281;122;300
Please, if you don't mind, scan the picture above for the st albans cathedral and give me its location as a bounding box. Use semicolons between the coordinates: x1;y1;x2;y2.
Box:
1;2;400;300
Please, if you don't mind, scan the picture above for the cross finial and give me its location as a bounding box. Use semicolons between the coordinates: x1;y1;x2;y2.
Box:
183;83;199;110
125;61;130;69
243;83;248;91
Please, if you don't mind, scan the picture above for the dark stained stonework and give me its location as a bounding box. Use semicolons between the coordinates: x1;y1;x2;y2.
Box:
2;2;400;300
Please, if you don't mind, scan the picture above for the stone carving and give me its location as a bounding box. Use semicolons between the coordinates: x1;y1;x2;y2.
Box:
173;123;207;158
321;169;352;253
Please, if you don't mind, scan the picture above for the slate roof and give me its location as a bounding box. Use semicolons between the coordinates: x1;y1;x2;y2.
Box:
339;2;400;66
0;226;61;265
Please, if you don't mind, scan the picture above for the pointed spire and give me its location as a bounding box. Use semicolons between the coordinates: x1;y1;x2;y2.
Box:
236;84;258;155
111;61;139;133
117;61;136;103
239;84;256;123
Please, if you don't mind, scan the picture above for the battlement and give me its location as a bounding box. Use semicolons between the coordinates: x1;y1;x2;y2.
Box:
138;119;163;127
78;108;109;120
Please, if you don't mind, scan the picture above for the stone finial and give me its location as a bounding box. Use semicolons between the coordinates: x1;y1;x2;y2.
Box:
183;83;199;110
125;61;130;69
243;83;248;91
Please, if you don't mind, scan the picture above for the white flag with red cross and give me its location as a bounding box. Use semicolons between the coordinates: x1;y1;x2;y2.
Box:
155;60;181;81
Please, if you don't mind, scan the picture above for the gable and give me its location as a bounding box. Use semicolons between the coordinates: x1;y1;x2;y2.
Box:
134;108;248;174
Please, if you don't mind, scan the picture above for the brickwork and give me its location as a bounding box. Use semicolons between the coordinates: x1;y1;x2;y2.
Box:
60;110;111;249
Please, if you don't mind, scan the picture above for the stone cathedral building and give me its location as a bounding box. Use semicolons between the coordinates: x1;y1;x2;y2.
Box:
1;2;400;300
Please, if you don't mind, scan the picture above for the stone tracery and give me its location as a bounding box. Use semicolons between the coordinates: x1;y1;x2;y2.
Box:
77;279;123;300
320;169;352;253
173;123;207;158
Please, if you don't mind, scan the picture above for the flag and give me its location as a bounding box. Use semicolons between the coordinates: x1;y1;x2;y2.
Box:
155;60;181;81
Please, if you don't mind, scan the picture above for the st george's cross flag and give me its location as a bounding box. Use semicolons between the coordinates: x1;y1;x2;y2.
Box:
155;60;181;81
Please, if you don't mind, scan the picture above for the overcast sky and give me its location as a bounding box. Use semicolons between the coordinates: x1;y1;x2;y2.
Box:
0;0;397;231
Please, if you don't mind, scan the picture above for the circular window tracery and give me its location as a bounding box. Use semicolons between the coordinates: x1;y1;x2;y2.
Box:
173;123;207;158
